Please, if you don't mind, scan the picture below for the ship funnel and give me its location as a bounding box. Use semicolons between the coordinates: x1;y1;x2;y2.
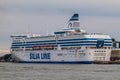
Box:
68;14;80;28
69;14;79;21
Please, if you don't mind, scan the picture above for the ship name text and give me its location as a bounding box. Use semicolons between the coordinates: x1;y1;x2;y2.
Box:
30;52;51;59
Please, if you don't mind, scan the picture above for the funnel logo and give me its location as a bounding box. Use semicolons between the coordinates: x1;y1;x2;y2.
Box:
96;40;104;48
68;22;72;28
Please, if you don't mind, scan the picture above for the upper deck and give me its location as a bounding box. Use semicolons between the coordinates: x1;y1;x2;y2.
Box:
10;14;112;51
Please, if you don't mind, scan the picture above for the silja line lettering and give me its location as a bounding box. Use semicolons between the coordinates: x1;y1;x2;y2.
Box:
30;52;51;59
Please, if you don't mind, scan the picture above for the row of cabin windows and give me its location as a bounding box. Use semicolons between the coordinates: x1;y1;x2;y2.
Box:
94;51;106;52
11;46;111;50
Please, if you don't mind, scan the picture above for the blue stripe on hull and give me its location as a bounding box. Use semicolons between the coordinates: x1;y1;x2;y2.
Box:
12;38;112;44
11;44;112;49
19;61;93;64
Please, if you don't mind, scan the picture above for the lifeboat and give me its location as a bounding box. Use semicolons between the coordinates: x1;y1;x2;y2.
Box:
32;45;54;50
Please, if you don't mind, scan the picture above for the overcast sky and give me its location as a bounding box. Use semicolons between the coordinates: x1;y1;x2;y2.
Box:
0;0;120;50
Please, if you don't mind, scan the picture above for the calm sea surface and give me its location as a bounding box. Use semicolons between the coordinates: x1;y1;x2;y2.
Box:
0;62;120;80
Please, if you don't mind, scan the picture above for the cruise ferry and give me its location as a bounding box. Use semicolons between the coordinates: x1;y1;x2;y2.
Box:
10;14;112;63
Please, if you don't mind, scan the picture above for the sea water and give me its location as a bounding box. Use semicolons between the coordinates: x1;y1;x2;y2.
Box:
0;62;120;80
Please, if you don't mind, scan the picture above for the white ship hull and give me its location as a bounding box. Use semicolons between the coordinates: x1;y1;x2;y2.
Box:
11;49;93;64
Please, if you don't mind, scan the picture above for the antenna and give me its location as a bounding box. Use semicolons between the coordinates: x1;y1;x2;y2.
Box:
26;24;31;37
46;30;49;35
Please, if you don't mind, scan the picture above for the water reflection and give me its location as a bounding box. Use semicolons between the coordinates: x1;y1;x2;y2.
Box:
0;63;120;80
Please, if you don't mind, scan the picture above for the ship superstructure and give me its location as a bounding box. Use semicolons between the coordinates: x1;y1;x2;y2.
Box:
10;14;112;63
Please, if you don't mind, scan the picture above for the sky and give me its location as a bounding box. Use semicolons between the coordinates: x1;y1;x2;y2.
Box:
0;0;120;50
